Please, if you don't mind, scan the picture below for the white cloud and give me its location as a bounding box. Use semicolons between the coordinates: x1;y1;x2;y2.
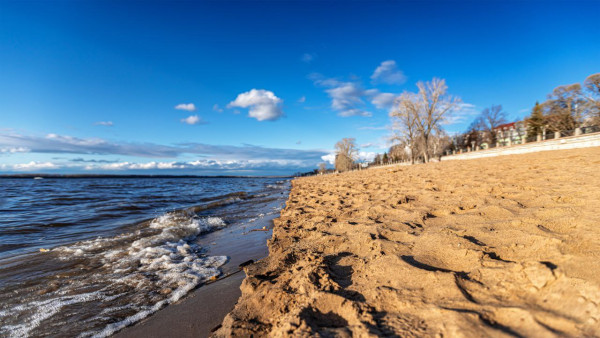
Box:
94;121;114;126
444;103;478;125
301;53;316;63
518;108;530;114
175;103;197;112
180;115;206;125
227;89;284;121
213;104;223;113
366;90;398;110
357;151;377;162
371;60;407;85
321;153;336;165
2;156;331;174
311;74;371;117
326;83;371;117
90;159;313;171
1;147;29;153
320;151;376;165
46;133;106;147
297;96;306;103
12;161;58;170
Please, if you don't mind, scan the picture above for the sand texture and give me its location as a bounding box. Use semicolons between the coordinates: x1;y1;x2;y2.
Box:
215;148;600;337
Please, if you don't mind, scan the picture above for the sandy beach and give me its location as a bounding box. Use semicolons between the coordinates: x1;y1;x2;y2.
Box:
215;147;600;337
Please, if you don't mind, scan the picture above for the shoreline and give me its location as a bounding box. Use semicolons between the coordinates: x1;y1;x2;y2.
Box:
115;184;289;337
215;147;600;336
114;271;245;338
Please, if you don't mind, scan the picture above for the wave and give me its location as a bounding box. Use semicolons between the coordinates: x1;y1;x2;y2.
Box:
0;211;228;338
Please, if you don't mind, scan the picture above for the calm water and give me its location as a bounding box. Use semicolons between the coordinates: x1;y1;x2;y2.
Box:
0;177;290;337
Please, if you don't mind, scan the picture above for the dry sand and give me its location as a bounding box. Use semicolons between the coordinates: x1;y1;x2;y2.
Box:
215;147;600;337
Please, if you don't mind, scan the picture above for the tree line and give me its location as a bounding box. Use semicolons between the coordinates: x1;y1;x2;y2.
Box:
527;73;599;137
327;73;599;173
451;72;600;151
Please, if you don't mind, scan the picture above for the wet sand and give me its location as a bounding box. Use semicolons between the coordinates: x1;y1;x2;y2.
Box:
216;148;600;337
116;187;286;337
114;272;244;338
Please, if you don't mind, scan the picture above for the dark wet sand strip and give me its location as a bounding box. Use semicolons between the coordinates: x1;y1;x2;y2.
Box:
115;272;245;338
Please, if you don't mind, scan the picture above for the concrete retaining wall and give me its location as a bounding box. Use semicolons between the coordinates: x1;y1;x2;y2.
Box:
441;132;600;161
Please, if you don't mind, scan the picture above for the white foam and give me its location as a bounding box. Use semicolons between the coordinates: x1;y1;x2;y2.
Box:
1;292;104;338
1;213;228;338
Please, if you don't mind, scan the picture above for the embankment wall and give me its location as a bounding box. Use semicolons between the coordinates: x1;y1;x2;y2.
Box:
441;132;600;161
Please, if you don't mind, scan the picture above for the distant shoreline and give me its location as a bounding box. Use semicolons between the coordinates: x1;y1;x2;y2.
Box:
0;174;293;179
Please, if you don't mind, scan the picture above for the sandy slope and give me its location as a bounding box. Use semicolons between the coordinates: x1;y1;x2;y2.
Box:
215;148;600;337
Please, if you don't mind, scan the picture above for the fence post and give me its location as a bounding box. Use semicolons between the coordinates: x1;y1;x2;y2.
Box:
554;131;560;139
575;127;582;136
542;127;547;140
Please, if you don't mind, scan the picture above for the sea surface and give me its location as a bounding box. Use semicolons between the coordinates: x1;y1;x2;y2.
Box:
0;177;290;337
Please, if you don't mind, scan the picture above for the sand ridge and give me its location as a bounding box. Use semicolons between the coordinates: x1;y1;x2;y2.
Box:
215;148;600;337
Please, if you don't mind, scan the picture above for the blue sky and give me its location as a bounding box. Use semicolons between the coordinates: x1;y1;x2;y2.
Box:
1;0;599;175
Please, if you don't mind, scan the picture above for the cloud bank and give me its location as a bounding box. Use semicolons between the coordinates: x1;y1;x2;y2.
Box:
0;132;328;160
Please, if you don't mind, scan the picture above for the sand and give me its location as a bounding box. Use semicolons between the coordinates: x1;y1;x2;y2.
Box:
215;147;600;337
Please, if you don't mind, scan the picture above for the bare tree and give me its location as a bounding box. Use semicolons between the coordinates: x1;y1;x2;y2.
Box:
415;78;461;162
318;162;327;174
388;143;409;162
464;120;483;149
543;84;585;130
477;105;507;145
334;138;357;172
372;153;382;165
583;73;600;124
390;92;420;164
584;73;600;94
391;78;461;163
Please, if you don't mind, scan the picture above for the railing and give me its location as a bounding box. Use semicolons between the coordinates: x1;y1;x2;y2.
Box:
446;125;599;155
582;125;600;134
526;135;538;143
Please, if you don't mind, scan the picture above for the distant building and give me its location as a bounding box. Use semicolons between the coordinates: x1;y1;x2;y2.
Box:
493;121;527;146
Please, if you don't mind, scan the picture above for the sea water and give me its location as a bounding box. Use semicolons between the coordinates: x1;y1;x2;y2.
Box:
0;177;290;337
